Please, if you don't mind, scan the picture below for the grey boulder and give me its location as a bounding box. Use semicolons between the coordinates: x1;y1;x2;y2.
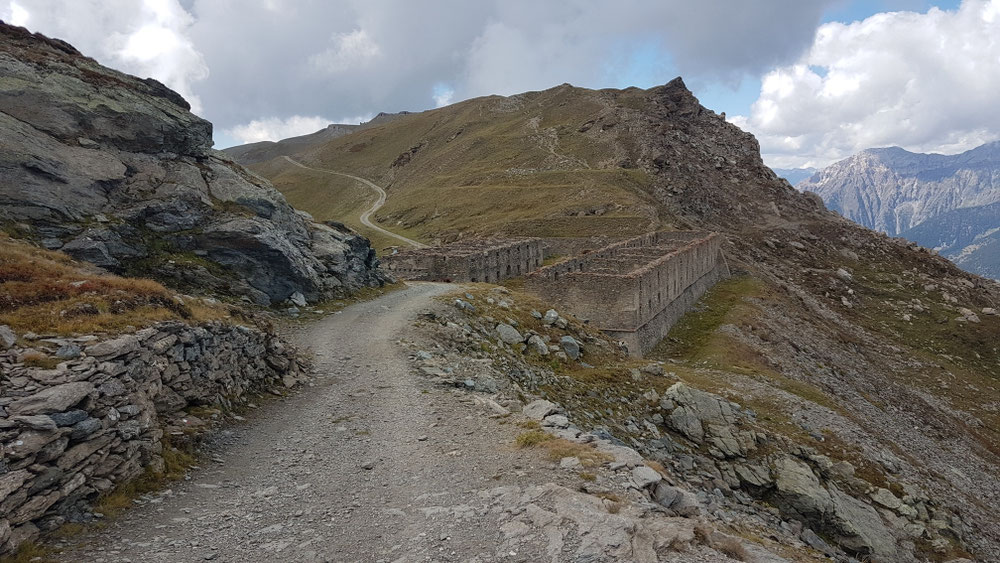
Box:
496;323;523;345
560;336;581;360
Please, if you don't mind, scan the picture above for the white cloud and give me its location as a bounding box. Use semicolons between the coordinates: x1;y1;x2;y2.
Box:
226;115;334;144
4;1;29;25
309;28;382;73
10;0;835;145
2;0;208;113
739;0;1000;168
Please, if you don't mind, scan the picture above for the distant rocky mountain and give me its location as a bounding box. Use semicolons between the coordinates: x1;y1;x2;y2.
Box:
222;112;410;167
0;22;387;305
800;142;1000;277
901;201;1000;278
771;167;816;186
801;142;1000;237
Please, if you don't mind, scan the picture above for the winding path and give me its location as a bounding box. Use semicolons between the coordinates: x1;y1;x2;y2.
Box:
281;155;427;248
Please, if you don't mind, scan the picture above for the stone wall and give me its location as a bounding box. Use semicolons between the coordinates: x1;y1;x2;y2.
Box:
0;321;304;553
525;232;728;356
384;238;544;283
536;236;623;261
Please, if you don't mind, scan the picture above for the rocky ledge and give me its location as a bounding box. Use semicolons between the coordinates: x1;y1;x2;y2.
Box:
0;22;388;305
0;320;307;554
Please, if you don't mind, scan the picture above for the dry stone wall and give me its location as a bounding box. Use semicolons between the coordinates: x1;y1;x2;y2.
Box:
525;232;728;355
0;321;305;553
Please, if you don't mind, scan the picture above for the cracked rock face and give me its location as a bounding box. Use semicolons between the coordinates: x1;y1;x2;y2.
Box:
0;23;387;304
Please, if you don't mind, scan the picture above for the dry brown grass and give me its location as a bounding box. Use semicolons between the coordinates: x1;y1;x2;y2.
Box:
21;351;60;369
0;233;227;336
713;535;751;561
515;430;612;468
515;430;553;447
540;438;613;467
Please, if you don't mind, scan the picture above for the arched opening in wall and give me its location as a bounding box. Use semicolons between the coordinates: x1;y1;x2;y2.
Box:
506;265;511;276
471;277;478;282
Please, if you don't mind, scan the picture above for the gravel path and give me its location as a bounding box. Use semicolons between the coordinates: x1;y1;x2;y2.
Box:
53;283;602;562
281;156;427;249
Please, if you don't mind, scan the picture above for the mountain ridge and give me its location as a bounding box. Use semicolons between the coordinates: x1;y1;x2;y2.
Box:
222;111;412;166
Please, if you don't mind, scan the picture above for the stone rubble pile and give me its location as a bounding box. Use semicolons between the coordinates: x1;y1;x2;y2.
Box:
0;321;306;553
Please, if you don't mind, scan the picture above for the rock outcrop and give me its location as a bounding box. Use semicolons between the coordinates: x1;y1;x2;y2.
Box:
0;320;305;554
0;22;387;305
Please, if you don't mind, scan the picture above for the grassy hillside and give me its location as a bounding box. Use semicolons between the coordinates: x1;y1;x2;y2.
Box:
247;84;667;244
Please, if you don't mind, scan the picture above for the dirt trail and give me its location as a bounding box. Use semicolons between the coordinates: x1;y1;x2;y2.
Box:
53;283;585;562
281;156;427;249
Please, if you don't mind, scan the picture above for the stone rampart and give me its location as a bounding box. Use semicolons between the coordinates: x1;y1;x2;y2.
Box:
383;238;544;283
0;321;304;553
525;231;728;356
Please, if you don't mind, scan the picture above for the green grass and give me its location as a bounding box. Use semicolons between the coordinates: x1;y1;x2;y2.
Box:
650;275;766;363
249;160;410;252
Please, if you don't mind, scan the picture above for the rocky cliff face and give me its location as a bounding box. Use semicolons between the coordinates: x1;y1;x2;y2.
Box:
799;142;1000;272
0;23;387;305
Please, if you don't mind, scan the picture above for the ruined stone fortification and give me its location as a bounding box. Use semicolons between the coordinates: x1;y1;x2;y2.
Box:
525;231;728;355
384;238;544;283
0;321;305;553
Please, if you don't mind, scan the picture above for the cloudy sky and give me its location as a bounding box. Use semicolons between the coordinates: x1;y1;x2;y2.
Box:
4;0;997;168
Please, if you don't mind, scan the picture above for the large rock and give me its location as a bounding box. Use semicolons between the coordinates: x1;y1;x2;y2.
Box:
631;465;662;488
523;399;559;420
771;456;833;520
0;325;16;349
828;486;898;559
767;456;898;559
496;323;523;345
8;382;95;415
660;383;748;451
526;334;549;356
85;334;139;358
560;336;581;360
0;22;387;305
